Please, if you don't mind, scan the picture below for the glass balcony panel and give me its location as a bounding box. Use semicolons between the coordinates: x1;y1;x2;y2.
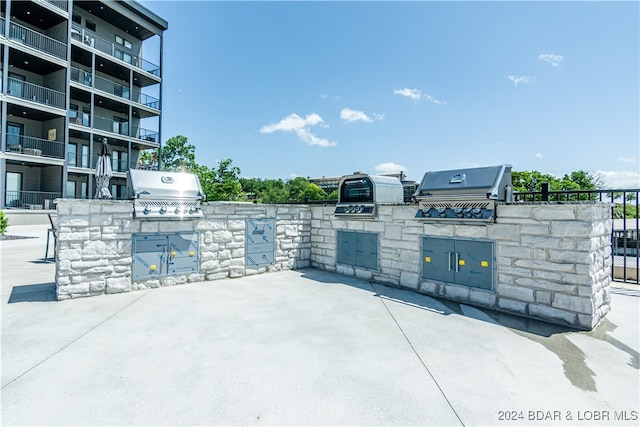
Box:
94;75;130;100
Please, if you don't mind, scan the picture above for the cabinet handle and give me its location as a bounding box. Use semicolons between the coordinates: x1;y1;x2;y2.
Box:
448;252;452;271
455;253;459;272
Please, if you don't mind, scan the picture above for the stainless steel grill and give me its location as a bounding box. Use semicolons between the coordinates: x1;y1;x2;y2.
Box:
128;169;205;219
334;173;404;219
414;164;513;223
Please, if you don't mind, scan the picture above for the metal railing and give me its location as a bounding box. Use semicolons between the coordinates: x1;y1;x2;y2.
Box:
4;190;61;209
9;21;67;60
67;150;91;169
68;111;90;127
133;127;159;143
516;186;640;285
5;135;65;159
131;90;160;109
93;115;129;136
7;77;66;109
45;0;69;12
70;66;92;87
0;17;5;36
94;75;130;100
71;24;160;76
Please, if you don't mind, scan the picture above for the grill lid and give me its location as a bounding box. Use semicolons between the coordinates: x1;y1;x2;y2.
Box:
414;164;513;201
128;169;204;201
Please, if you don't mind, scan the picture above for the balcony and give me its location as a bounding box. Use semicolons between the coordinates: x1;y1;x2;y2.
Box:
67;150;91;169
4;190;61;209
71;25;160;76
44;0;69;12
7;78;66;109
93;114;129;136
5;135;65;159
133;127;159;143
132;90;159;110
95;75;130;100
68;110;90;127
9;21;67;60
70;66;92;87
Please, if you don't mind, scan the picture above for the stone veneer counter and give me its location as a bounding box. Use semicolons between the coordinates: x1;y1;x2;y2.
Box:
55;200;611;330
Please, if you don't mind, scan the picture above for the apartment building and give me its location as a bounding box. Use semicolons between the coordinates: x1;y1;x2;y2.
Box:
0;0;167;209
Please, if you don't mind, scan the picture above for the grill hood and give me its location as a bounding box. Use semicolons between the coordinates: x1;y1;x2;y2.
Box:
414;164;513;201
128;169;205;219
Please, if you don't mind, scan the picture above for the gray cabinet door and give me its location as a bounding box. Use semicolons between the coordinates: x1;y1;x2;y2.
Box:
356;232;379;270
422;236;455;283
133;234;168;279
337;230;357;266
167;232;199;276
454;239;494;290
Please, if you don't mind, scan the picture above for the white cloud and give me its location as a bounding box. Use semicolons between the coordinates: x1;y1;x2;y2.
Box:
374;162;407;174
260;113;336;147
508;75;535;87
394;88;445;105
424;94;445;105
394;88;422;100
619;157;636;163
373;113;386;121
538;54;564;67
535;152;544;158
596;170;640;189
340;108;373;123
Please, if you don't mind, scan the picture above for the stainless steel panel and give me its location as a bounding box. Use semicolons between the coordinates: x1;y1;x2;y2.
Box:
128;169;204;200
132;232;199;280
337;230;378;271
414;164;512;201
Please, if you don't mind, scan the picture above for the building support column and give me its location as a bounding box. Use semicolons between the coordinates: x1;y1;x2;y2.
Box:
0;158;6;209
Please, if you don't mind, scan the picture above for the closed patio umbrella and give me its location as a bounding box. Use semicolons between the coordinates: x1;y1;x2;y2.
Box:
94;139;113;199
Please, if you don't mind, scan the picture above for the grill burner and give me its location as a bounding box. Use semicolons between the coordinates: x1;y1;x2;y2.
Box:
414;165;513;224
128;169;205;220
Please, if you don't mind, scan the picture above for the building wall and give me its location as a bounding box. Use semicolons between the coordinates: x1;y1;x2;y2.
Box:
55;200;611;330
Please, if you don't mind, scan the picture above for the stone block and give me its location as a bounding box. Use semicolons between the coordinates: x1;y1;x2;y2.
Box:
529;304;576;325
535;291;552;304
444;284;469;302
400;271;419;290
469;289;497;307
552;293;593;314
497;298;527;314
487;224;520;241
105;276;130;294
497;283;534;302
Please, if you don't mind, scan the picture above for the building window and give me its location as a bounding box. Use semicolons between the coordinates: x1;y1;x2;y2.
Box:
86;20;96;31
67;181;77;199
72;13;81;24
115;35;132;50
68;143;77;167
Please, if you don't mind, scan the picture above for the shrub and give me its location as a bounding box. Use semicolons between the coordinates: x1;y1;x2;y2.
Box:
0;210;8;235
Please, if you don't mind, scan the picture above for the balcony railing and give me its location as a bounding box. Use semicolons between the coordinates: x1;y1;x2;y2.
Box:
67;150;91;169
5;135;65;159
71;25;160;76
131;90;160;109
45;0;69;12
70;66;92;87
94;75;130;100
93;114;129;136
9;21;67;60
0;17;5;36
7;78;66;109
68;111;91;127
4;190;61;209
133;127;159;143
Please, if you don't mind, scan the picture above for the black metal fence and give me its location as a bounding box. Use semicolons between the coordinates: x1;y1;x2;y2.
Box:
516;184;639;285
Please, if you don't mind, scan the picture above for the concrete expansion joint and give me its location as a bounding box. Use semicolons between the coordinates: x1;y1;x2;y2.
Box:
1;290;150;391
368;281;465;426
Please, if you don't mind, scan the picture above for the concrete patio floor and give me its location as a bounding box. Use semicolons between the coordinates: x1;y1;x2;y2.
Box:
1;224;639;426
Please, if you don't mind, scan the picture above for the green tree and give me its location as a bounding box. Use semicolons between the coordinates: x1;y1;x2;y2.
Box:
286;177;310;202
0;210;8;235
161;135;197;172
198;158;242;201
138;149;159;170
327;189;339;200
304;183;327;201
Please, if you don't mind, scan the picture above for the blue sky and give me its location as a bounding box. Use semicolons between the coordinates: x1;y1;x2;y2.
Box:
140;1;639;188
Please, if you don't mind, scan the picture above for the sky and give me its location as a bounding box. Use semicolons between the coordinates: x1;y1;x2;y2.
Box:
139;0;639;188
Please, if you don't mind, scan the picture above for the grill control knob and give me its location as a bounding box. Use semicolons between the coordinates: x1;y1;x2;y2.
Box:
355;205;363;213
175;207;181;215
472;208;482;218
454;208;464;218
421;209;431;217
143;206;151;215
437;207;447;217
159;206;167;215
188;207;196;214
463;208;472;217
